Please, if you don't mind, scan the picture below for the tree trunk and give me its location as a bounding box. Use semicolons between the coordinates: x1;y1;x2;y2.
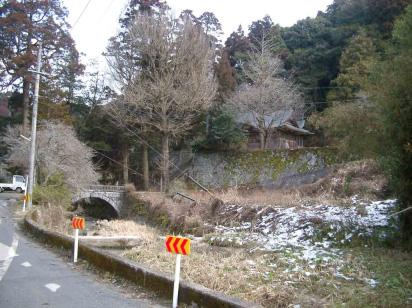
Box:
122;147;130;185
161;133;170;192
142;143;149;190
22;79;30;134
206;110;210;135
259;131;266;150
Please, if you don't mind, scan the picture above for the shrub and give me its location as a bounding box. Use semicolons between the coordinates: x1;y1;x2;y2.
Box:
191;106;247;152
32;173;72;209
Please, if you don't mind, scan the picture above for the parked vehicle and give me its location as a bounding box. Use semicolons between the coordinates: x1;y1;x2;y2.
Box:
0;175;26;193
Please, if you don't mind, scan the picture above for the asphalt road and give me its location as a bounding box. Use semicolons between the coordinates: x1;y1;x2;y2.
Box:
0;193;166;308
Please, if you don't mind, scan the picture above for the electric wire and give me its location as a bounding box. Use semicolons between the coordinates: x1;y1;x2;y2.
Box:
107;112;215;197
95;0;117;27
91;148;143;178
303;86;363;90
35;116;154;186
71;0;94;31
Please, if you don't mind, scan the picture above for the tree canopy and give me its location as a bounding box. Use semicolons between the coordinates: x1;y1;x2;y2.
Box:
0;0;83;132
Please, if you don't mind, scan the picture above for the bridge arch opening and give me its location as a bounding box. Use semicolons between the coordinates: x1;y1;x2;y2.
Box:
72;198;119;220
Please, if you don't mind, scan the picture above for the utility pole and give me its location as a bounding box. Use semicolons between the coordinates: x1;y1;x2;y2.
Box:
26;42;42;208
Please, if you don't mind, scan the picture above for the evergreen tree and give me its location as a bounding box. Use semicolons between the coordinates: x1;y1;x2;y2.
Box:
224;25;252;81
368;0;412;33
214;51;237;102
191;106;247;152
198;11;223;48
369;5;412;245
0;0;82;132
328;28;376;101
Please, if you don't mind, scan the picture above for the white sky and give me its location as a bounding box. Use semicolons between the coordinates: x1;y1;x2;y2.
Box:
63;0;333;68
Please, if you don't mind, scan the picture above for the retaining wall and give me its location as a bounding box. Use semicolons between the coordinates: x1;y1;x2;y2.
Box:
187;148;341;189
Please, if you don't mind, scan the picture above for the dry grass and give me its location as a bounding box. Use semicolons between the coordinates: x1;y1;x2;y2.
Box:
296;159;387;201
128;191;218;235
123;239;301;307
124;183;136;192
215;187;305;208
93;220;158;243
34;205;72;235
213;159;388;208
122;236;391;307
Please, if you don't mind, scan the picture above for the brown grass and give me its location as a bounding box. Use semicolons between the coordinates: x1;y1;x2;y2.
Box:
213;159;388;208
122;234;391;307
127;191;218;236
93;220;158;244
35;205;73;235
124;183;136;192
123;239;302;307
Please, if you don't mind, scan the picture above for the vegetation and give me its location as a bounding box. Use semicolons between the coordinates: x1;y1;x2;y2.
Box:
190;106;247;151
1;121;98;191
368;5;412;245
0;0;83;132
106;8;217;190
231;32;304;150
0;0;411;242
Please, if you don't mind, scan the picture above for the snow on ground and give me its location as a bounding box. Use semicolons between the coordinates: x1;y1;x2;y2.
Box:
205;197;398;286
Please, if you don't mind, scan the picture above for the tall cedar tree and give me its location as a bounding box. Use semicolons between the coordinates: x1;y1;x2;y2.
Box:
215;51;237;102
0;0;82;132
224;26;252;82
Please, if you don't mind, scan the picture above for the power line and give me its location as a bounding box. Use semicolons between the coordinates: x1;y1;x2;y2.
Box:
35;116;152;185
303;86;363;90
91;147;144;178
95;0;117;27
71;0;94;31
306;98;365;105
107;112;215;196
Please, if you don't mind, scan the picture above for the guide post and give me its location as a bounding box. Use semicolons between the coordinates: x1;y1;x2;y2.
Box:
165;235;191;308
72;217;85;263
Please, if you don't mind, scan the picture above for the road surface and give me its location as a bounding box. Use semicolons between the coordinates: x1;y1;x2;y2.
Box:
0;193;166;307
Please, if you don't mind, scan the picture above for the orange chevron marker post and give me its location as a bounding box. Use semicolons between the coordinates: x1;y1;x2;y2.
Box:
166;236;191;308
166;235;190;256
72;217;85;263
72;217;85;229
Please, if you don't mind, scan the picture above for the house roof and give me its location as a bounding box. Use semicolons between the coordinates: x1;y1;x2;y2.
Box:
237;109;312;135
281;124;313;135
237;109;294;128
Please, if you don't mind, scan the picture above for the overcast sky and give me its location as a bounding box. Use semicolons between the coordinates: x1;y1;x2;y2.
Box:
63;0;333;67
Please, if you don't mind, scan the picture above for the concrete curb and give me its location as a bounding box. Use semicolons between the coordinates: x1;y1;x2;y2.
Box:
24;210;262;308
78;236;141;248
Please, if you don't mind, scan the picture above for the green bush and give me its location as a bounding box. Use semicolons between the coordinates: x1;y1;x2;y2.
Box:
191;106;247;152
32;174;72;208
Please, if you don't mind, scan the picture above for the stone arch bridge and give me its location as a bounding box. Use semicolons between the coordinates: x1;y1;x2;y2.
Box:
72;185;125;217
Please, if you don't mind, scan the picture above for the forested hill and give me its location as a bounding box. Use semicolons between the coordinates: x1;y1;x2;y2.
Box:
224;0;412;104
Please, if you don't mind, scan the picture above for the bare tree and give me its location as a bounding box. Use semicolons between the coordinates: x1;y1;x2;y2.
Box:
232;33;304;149
2;121;98;192
106;10;217;190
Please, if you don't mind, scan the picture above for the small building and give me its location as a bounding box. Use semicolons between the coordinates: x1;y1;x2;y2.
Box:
238;109;312;150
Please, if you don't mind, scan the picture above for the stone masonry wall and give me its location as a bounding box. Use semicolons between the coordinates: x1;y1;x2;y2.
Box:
187;148;341;189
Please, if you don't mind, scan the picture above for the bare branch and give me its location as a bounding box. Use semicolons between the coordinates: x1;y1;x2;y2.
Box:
230;34;304;149
1;122;99;192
